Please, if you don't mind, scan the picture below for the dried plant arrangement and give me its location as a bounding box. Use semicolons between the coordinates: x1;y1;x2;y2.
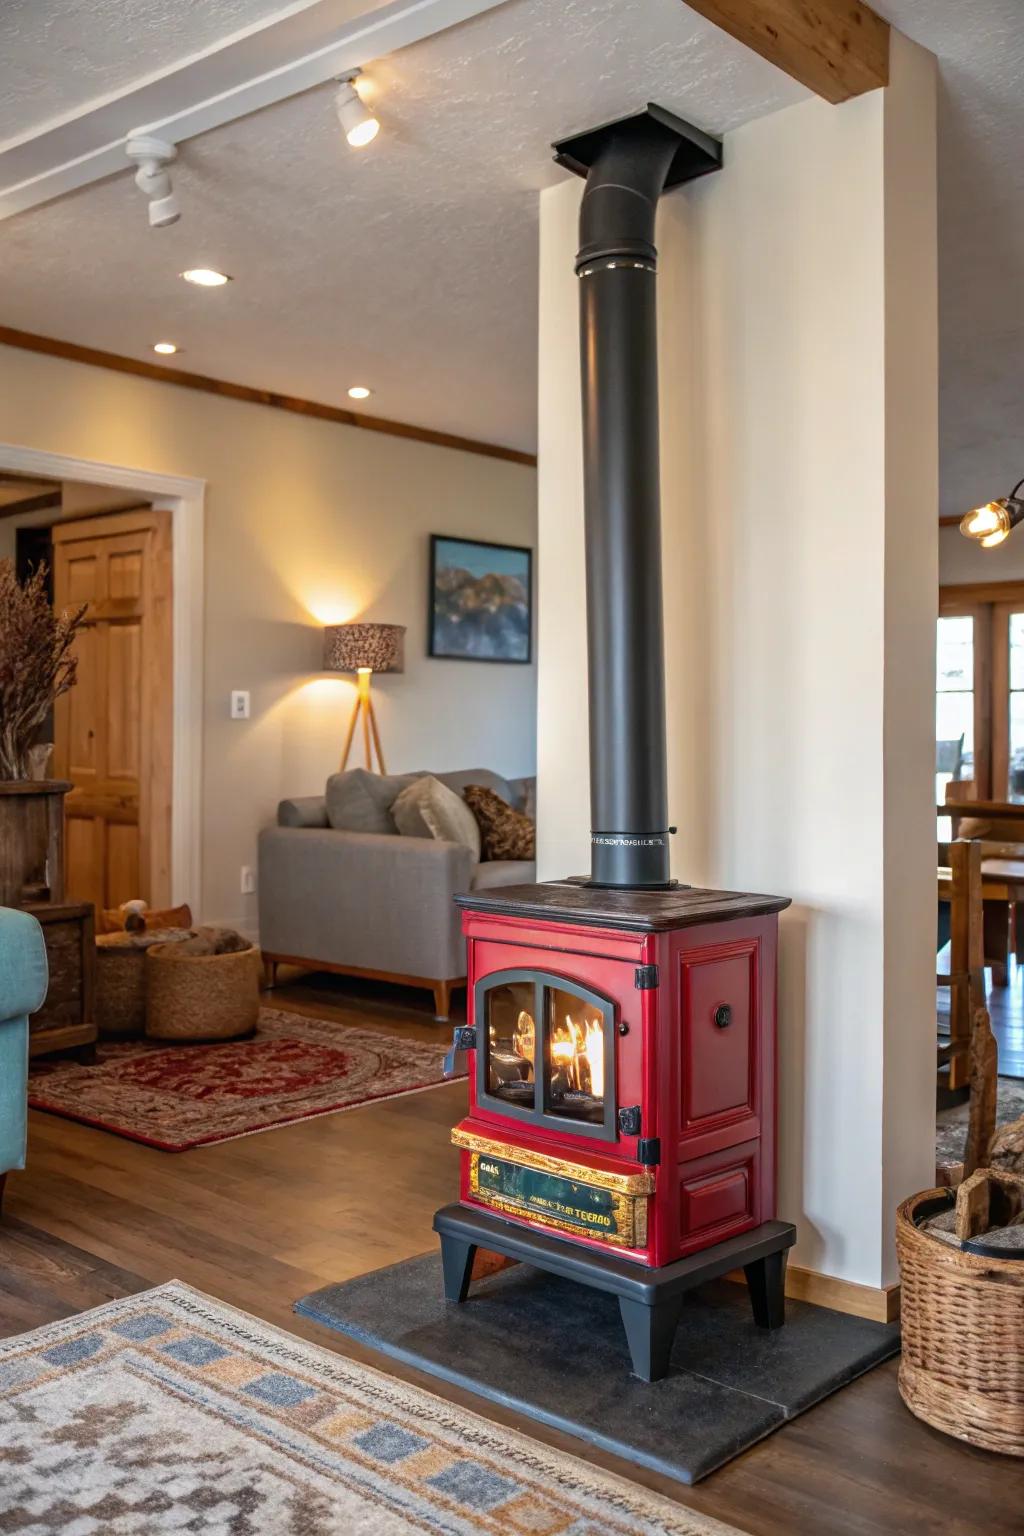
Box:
0;558;86;780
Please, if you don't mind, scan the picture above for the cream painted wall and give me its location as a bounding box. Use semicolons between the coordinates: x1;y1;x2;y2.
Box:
536;34;937;1290
0;344;537;930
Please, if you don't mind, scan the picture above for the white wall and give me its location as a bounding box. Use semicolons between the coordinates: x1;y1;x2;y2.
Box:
0;345;537;930
537;33;937;1290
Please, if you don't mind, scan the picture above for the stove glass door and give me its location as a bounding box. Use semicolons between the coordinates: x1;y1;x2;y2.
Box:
544;985;607;1125
476;969;616;1140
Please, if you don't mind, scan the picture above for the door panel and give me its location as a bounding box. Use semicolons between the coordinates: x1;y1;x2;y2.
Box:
106;823;141;908
66;624;101;780
53;510;172;911
106;621;141;778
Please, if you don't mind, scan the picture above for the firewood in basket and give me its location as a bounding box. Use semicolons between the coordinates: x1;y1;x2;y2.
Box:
955;1166;1024;1242
989;1115;1024;1177
964;1005;998;1178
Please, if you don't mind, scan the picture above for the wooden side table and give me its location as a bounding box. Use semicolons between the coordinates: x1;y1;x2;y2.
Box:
26;901;98;1059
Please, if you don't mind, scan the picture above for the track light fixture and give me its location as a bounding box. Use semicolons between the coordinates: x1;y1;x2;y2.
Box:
960;477;1024;549
335;71;380;148
126;135;180;228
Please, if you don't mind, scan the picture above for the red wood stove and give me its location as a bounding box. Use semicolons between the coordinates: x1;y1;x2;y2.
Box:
434;880;794;1380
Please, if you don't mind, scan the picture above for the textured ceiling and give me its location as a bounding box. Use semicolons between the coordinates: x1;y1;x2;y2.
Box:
0;0;803;454
0;0;291;141
0;0;1020;503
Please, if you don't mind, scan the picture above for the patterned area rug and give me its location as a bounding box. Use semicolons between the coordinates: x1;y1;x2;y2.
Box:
28;1007;461;1152
936;1075;1024;1169
0;1283;742;1536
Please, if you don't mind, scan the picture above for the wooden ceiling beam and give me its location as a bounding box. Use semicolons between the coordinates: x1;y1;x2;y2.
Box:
682;0;889;104
0;491;62;521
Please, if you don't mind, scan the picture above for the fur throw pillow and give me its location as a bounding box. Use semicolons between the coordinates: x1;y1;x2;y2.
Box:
464;784;535;861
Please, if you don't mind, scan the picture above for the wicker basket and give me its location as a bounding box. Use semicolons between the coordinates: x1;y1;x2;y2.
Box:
897;1188;1024;1455
144;941;261;1042
95;928;195;1038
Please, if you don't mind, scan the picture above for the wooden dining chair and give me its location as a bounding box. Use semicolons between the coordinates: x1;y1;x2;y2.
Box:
937;839;985;1094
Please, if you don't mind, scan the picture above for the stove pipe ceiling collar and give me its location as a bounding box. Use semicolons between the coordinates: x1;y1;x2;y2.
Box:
552;106;722;890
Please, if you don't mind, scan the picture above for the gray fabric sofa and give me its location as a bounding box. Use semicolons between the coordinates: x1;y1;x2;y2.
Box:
258;767;535;1019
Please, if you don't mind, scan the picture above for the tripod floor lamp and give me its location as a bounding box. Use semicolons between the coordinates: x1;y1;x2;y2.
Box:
324;622;406;773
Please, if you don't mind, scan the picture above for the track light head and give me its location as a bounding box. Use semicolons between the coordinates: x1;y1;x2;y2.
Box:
335;72;380;148
960;478;1024;548
125;135;180;227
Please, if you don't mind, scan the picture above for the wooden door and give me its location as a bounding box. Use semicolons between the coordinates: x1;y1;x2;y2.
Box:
52;510;172;911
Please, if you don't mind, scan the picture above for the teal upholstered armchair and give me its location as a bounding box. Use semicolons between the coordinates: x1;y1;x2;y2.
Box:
0;907;48;1213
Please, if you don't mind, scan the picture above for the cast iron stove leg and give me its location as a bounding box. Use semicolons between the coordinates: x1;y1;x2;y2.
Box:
744;1250;787;1329
439;1232;478;1303
618;1294;682;1382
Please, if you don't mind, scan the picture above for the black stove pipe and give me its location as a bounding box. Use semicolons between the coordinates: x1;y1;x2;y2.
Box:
554;108;721;888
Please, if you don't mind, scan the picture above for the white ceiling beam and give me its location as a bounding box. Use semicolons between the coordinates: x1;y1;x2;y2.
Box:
0;0;509;222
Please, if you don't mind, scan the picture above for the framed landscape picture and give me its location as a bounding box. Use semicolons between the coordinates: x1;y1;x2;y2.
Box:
428;535;533;663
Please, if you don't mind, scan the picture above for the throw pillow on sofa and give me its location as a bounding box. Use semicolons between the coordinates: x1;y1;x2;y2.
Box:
392;776;481;859
326;767;422;834
464;784;535;861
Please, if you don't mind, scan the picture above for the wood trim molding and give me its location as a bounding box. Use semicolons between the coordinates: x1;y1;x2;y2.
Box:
0;490;61;519
940;581;1024;607
681;0;889;104
728;1262;899;1323
0;326;536;469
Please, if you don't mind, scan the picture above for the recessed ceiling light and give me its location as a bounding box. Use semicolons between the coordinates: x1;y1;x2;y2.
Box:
153;341;179;355
347;385;372;400
181;268;230;287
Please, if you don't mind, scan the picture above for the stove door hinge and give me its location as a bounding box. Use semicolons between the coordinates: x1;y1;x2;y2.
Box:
442;1026;476;1079
637;1137;661;1167
634;963;659;990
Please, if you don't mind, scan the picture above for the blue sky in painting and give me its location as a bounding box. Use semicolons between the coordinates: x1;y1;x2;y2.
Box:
436;538;528;581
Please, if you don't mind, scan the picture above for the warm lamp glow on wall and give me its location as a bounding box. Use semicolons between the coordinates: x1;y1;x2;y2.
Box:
324;622;405;773
959;478;1024;548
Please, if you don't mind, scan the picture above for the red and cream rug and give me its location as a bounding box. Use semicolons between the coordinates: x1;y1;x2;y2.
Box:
28;1006;462;1152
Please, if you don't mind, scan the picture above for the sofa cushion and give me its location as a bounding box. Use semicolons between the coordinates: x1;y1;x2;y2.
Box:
464;784;536;861
508;775;536;818
435;767;514;806
392;775;481;859
326;768;422;834
470;859;536;890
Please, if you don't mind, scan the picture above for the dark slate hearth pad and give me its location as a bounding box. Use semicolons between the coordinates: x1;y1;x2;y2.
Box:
296;1254;899;1484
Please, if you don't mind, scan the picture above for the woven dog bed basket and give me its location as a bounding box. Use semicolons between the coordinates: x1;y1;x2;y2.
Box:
95;928;194;1038
145;942;261;1042
897;1188;1024;1455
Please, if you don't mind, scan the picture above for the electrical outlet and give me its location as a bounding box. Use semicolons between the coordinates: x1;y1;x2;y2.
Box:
240;866;256;894
231;690;250;720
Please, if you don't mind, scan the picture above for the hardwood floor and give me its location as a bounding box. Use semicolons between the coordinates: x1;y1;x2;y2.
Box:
3;969;1023;1536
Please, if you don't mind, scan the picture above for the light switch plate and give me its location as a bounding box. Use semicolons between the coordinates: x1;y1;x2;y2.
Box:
231;690;250;720
240;865;256;894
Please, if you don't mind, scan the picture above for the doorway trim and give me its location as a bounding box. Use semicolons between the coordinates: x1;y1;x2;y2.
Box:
0;442;204;913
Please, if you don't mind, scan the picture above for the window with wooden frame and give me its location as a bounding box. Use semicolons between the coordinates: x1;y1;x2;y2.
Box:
938;582;1024;804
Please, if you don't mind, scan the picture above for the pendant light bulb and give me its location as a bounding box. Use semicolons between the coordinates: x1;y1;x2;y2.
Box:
335;74;380;148
959;480;1024;548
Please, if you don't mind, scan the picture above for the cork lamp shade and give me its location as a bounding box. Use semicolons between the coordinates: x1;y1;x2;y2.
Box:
323;622;405;774
323;622;405;675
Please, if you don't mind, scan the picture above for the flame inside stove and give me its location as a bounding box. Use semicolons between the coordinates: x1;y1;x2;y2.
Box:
549;1015;605;1097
